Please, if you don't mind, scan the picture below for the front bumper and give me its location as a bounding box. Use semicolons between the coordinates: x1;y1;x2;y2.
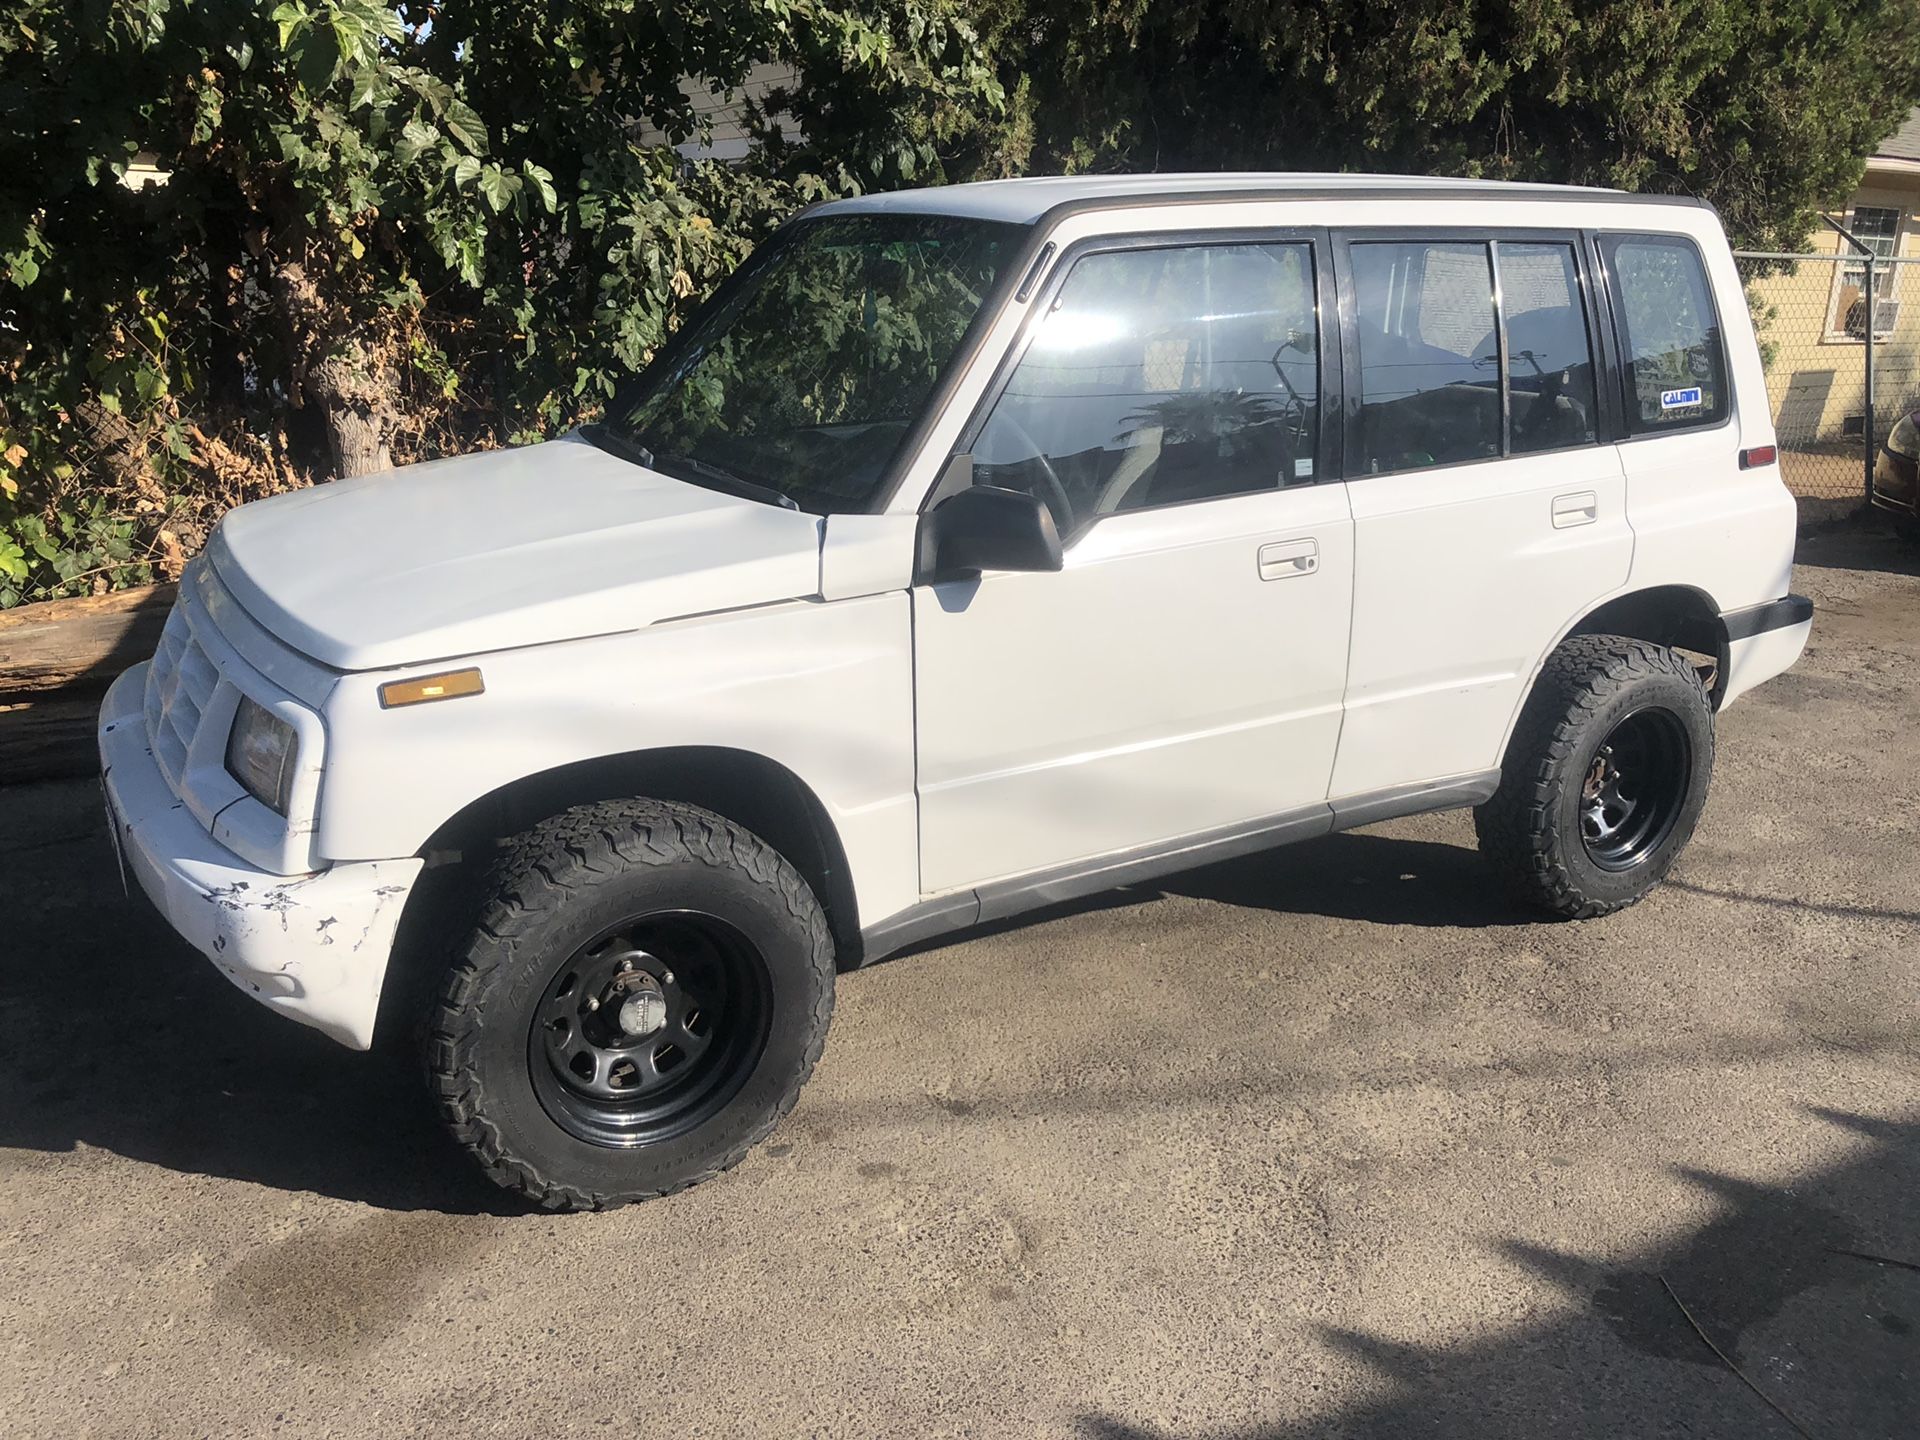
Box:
1871;448;1918;519
99;664;422;1049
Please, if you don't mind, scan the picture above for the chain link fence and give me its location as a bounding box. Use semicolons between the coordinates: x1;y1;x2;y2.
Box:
1736;249;1920;503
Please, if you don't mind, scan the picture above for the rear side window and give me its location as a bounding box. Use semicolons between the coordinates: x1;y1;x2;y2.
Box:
1601;234;1728;433
1500;242;1599;454
1350;241;1501;473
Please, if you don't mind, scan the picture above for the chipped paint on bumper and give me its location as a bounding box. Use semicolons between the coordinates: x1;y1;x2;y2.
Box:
99;665;422;1050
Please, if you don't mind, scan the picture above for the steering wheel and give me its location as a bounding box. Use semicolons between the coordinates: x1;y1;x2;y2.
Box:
995;415;1075;537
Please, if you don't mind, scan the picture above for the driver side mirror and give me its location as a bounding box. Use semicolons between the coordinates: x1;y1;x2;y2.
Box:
917;475;1064;583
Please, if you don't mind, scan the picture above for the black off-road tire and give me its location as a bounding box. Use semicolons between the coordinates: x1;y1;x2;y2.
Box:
427;799;835;1210
1475;635;1714;919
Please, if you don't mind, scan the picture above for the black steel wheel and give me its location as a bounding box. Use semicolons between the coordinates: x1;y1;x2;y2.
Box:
528;912;772;1149
1577;708;1693;872
428;799;835;1210
1477;634;1714;919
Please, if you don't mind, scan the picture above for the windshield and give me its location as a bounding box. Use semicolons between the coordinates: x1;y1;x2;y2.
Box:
601;213;1024;514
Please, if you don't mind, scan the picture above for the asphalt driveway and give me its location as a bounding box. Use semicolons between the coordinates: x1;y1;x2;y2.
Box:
2;527;1917;1439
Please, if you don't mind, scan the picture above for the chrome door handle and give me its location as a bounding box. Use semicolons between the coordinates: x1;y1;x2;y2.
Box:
1258;537;1318;580
1552;491;1598;528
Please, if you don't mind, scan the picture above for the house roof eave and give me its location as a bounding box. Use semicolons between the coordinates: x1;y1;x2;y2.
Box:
1863;155;1920;181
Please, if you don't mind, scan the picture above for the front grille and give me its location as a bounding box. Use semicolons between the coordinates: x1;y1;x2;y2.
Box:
133;557;320;873
143;597;222;793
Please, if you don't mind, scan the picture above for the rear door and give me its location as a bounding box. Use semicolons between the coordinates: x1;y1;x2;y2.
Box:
1329;230;1634;799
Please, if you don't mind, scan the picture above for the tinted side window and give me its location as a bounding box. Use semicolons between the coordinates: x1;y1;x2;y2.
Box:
1499;242;1598;454
973;242;1320;536
1351;241;1501;473
1602;235;1728;432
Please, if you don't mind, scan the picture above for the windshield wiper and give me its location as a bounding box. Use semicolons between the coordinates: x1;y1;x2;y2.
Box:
649;450;801;511
582;423;654;470
586;424;800;512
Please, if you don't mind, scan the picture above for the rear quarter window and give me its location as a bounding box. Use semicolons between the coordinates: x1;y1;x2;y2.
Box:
1600;234;1729;434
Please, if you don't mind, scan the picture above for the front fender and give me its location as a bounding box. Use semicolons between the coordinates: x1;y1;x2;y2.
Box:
313;592;918;929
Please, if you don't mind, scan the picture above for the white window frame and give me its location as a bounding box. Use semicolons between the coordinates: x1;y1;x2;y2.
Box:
1822;202;1907;343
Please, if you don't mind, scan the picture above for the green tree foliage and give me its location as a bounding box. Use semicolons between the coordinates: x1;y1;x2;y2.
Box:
5;0;1919;606
0;0;999;602
966;0;1920;252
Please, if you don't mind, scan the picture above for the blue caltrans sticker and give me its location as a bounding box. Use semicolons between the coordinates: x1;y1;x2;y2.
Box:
1660;386;1703;411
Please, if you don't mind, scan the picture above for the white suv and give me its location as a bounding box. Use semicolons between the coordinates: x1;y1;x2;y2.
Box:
99;175;1813;1207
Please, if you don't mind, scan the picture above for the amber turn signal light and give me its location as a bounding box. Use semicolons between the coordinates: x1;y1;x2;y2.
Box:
379;667;485;709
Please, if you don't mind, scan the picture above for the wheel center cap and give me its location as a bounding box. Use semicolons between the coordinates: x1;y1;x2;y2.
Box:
617;986;667;1038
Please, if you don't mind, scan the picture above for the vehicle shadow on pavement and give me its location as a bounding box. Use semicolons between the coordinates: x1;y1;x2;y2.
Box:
1162;832;1532;929
1077;1107;1920;1439
1794;524;1920;577
0;783;516;1215
878;829;1530;966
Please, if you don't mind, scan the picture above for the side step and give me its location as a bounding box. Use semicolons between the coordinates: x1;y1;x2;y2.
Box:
857;770;1500;965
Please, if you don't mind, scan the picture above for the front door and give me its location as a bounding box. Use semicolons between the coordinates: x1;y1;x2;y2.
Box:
911;236;1355;894
1327;232;1635;799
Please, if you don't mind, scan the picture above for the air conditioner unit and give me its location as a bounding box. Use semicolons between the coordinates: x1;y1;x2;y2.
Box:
1845;295;1903;339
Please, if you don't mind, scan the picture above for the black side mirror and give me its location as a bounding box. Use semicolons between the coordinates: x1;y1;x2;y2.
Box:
918;480;1064;582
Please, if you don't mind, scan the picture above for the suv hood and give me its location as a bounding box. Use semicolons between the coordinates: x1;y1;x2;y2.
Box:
209;433;823;671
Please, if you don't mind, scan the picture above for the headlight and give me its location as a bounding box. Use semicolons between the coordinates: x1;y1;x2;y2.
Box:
226;696;297;815
1887;413;1919;462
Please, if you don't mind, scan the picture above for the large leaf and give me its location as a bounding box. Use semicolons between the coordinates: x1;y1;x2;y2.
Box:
441;96;487;155
401;72;453;111
271;1;308;50
330;7;365;61
476;164;521;213
523;161;557;212
363;4;404;44
393;117;439;167
292;20;339;89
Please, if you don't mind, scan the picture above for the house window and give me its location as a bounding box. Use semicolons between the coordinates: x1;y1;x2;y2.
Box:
1826;205;1905;340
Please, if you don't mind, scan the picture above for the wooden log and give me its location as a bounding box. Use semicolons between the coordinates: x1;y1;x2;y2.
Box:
0;695;106;783
0;583;176;699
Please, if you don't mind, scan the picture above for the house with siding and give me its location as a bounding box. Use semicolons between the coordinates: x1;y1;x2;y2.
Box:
633;63;798;162
1743;109;1920;479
